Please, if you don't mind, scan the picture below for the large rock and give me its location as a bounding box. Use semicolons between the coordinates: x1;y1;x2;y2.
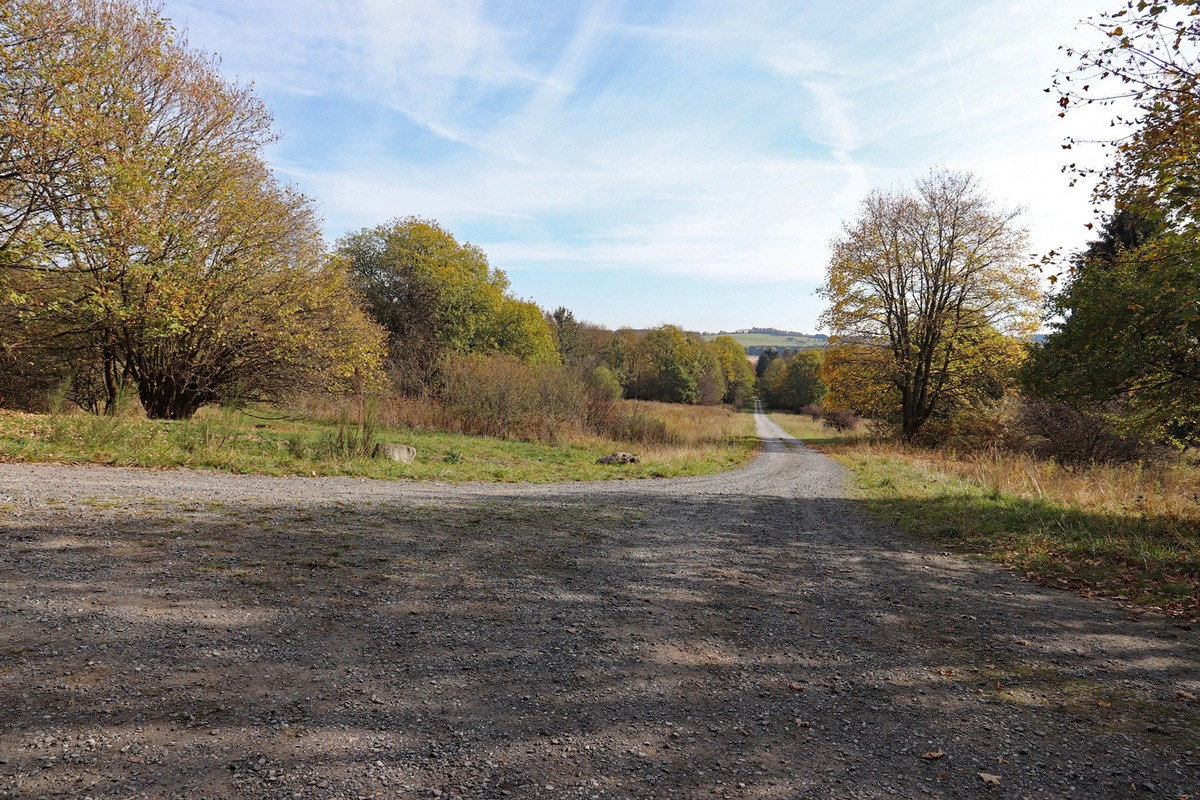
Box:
596;452;639;465
373;443;416;465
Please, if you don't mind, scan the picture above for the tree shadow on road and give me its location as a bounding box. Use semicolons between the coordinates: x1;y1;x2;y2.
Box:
2;487;1197;799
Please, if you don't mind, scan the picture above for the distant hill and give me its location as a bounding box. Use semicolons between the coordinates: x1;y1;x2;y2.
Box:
700;328;827;354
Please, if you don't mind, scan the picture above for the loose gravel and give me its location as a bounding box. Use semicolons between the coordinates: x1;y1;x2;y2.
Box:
0;409;1197;799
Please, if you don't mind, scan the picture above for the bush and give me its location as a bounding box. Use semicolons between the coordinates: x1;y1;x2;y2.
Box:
440;354;585;442
823;409;859;432
1013;398;1167;466
584;366;623;432
799;405;825;420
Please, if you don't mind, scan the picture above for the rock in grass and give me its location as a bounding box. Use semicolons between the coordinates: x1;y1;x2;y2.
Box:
597;452;639;465
373;443;417;464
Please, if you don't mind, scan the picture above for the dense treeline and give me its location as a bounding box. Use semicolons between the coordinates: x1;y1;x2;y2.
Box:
756;349;826;412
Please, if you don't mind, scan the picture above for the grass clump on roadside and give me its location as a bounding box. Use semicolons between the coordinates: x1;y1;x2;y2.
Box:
0;399;756;484
770;411;1200;619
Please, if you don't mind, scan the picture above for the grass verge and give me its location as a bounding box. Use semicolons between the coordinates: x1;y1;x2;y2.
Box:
770;411;1200;620
0;401;757;484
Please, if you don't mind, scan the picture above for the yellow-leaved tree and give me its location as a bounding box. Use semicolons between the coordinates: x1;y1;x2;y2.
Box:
0;0;385;418
819;169;1038;441
336;217;558;394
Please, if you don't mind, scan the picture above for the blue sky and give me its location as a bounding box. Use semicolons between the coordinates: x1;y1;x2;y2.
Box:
164;0;1111;333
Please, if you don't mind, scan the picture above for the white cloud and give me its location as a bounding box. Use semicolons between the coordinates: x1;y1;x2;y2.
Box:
163;0;1117;329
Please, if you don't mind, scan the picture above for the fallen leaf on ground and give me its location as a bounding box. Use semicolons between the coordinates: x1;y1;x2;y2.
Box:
919;749;946;760
788;682;805;692
979;772;1001;785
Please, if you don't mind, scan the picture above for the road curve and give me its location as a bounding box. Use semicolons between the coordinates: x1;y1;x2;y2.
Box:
0;408;1197;798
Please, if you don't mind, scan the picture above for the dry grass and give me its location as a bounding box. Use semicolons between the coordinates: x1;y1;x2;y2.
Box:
623;400;753;446
819;440;1200;618
861;442;1200;525
770;412;1199;616
0;394;757;483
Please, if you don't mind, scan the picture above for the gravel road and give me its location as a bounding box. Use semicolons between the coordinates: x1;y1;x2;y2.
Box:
1;408;1197;799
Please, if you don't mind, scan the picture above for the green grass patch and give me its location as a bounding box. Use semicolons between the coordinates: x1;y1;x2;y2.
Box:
822;444;1200;619
0;405;757;484
767;410;867;447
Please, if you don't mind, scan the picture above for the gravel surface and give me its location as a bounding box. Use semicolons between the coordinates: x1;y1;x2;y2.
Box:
1;408;1197;799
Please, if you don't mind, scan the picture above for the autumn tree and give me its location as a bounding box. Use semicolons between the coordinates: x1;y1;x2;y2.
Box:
761;351;825;412
709;335;756;406
489;297;559;365
337;217;558;393
0;0;384;418
819;169;1038;441
1039;1;1200;442
548;306;582;365
754;347;778;378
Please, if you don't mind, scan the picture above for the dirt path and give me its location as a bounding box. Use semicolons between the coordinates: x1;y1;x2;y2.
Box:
1;409;1197;799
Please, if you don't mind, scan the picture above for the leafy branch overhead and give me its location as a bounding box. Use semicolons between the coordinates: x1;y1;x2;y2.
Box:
1034;0;1200;444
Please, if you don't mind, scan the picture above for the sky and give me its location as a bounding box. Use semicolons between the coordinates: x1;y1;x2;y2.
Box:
163;0;1114;334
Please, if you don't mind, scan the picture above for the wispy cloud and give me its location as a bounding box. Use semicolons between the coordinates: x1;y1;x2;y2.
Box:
165;0;1111;331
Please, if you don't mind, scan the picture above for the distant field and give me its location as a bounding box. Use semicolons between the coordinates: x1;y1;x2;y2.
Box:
701;332;826;350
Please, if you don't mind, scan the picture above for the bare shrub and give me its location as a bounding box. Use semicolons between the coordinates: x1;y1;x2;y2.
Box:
799;405;825;420
439;355;585;442
605;408;676;444
823;409;859;432
584;367;623;433
1014;398;1166;466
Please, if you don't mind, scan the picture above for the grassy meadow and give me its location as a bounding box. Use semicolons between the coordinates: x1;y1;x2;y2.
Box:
0;399;757;484
770;411;1200;619
700;331;825;349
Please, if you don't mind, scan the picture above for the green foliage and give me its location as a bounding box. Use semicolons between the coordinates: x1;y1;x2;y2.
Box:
754;347;778;378
710;335;756;406
337;217;557;394
1023;216;1200;443
489;298;560;365
1044;6;1200;445
586;366;623;403
620;325;722;405
549;306;582;364
760;351;826;411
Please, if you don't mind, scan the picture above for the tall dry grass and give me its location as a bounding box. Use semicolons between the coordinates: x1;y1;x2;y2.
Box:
864;443;1200;524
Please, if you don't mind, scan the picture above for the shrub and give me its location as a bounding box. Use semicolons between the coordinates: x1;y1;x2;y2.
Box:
823;409;859;432
1013;398;1166;466
439;354;585;442
799;405;825;420
584;366;623;432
